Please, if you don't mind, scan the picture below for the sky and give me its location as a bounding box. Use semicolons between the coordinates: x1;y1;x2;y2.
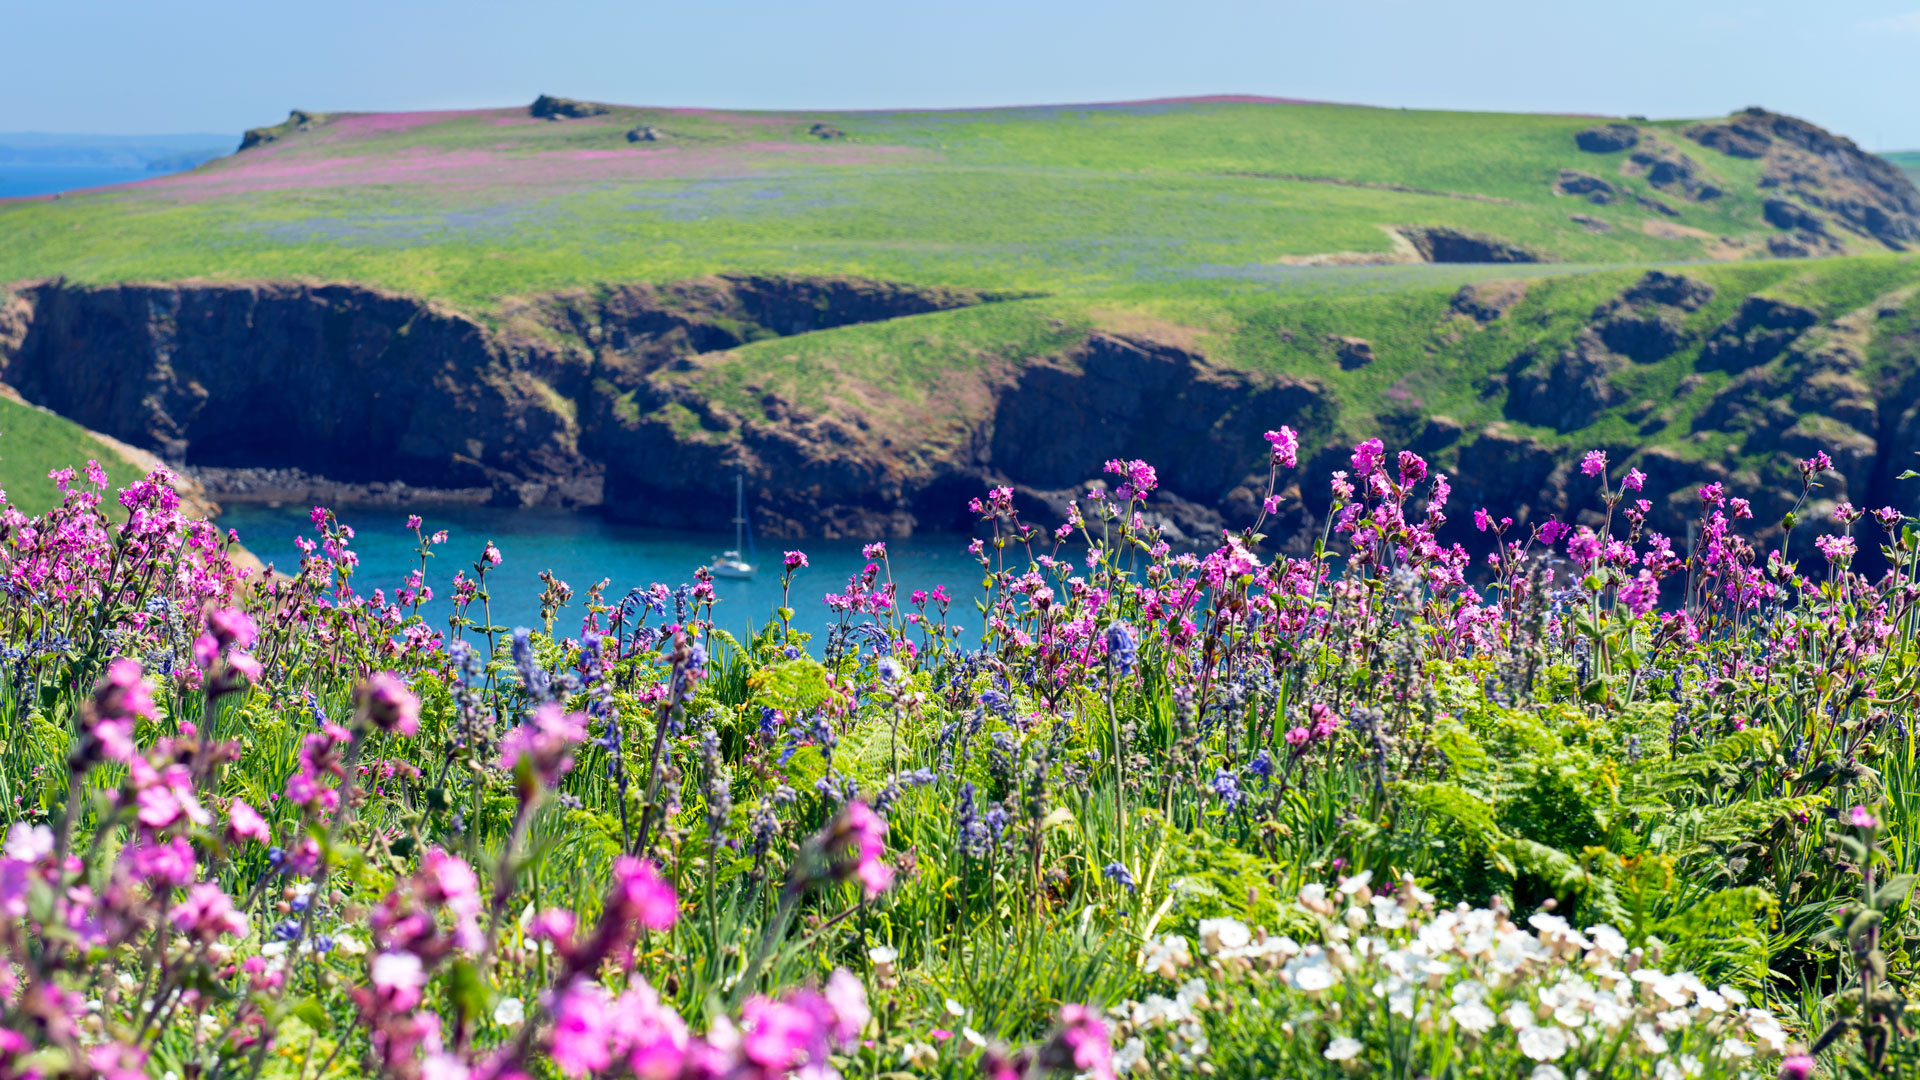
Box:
6;0;1920;148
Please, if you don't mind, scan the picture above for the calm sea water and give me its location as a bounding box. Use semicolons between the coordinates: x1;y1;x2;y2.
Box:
0;166;152;198
217;504;990;642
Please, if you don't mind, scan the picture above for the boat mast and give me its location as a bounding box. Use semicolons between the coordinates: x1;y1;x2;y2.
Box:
733;473;746;556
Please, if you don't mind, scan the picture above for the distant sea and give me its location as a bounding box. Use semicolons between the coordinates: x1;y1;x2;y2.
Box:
0;133;233;198
217;503;992;646
0;165;154;198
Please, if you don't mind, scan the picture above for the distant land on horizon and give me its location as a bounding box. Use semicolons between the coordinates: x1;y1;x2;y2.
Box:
2;93;1920;559
0;132;234;199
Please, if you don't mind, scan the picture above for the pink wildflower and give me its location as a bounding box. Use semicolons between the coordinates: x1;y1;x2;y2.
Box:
357;671;421;736
1264;426;1299;468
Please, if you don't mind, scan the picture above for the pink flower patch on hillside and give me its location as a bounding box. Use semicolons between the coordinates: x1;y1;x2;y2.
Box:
121;140;936;201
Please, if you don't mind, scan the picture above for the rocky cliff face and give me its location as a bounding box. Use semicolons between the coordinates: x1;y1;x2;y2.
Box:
2;271;1917;558
0;276;1000;515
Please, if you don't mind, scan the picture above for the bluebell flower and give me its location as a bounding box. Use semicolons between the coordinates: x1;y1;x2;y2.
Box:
1105;622;1138;676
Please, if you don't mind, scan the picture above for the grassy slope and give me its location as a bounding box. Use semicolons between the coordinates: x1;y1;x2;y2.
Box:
653;255;1920;481
1888;150;1920;191
0;395;150;515
0;99;1819;310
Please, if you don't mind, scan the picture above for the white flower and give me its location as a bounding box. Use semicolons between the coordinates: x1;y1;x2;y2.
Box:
1634;1022;1668;1054
1371;896;1408;929
1344;905;1371;929
1198;918;1251;955
944;997;966;1017
1294;960;1338;993
492;996;525;1026
1324;1036;1364;1061
1518;1025;1569;1061
1398;875;1435;906
1141;934;1193;976
1531;1067;1567;1080
1337;871;1374;897
1506;1002;1535;1030
1654;1055;1702;1080
1716;1039;1755;1060
1114;1037;1148;1075
1584;924;1628;960
1449;999;1497;1035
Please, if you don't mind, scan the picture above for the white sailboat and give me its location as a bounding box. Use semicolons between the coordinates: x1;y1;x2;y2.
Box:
712;473;755;579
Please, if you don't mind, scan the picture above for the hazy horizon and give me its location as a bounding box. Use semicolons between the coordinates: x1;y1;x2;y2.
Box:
7;0;1920;150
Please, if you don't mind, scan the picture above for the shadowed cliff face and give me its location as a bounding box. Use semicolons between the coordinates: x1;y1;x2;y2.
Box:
0;276;1001;513
3;271;1919;554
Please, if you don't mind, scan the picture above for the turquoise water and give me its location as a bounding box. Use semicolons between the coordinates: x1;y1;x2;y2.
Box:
217;504;989;642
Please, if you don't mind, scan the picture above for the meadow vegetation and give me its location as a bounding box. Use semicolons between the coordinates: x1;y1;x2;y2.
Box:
2;428;1918;1079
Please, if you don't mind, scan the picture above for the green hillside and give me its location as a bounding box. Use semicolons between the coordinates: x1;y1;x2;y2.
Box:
0;98;1893;309
0;394;150;515
1890;149;1920;190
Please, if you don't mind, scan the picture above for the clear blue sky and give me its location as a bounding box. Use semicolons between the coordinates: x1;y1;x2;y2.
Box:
7;0;1920;148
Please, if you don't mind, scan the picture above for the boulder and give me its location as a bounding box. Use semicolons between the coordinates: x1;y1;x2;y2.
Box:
1617;270;1715;311
1555;169;1616;199
808;123;846;140
1575;124;1640;153
531;95;609;120
626;125;662;143
1327;335;1375;369
1763;197;1825;233
1570;214;1612;233
1449;280;1530;322
1625;143;1721;202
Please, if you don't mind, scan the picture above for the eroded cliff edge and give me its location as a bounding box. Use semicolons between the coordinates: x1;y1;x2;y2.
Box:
2;270;1918;556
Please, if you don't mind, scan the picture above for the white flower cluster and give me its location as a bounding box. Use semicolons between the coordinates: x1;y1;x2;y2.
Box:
1108;873;1791;1078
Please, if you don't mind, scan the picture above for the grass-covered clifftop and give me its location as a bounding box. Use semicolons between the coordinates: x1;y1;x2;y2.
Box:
0;98;1911;306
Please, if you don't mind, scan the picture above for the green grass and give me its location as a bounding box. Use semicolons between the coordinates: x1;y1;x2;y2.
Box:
1888;150;1920;192
0;99;1861;313
0;395;148;515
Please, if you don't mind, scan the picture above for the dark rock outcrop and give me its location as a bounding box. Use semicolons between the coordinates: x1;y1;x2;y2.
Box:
1699;295;1820;371
1449;281;1530;322
1505;331;1626;432
1328;335;1375;369
531;95;609;120
1625;142;1722;201
238;110;321;152
1763;197;1825;233
627;126;662;143
1687;107;1920;249
1618;271;1715;311
1554;170;1616;201
1399;227;1543;264
1585;271;1713;363
1575;124;1640;153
